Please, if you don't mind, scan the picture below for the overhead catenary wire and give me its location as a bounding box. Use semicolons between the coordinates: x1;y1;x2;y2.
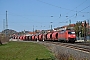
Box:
8;11;60;20
36;0;89;13
66;0;88;15
65;5;90;21
36;0;90;22
1;1;90;28
78;5;90;13
36;0;76;12
63;0;89;21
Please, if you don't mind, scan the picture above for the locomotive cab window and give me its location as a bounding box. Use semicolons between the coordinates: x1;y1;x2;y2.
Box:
68;32;75;34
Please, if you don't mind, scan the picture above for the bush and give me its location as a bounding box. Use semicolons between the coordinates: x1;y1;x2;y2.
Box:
0;34;9;44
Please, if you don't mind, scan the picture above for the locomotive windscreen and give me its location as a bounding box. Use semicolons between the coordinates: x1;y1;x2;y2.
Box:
68;32;75;34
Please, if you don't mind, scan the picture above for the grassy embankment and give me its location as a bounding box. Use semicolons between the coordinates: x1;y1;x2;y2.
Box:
0;41;55;60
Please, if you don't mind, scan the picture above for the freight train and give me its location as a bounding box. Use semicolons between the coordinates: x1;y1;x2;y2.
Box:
12;30;76;43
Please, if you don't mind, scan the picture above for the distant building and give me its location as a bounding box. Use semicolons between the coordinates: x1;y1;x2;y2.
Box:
54;24;75;31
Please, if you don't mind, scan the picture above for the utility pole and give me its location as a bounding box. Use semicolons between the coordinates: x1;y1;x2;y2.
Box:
50;22;53;32
69;20;71;25
50;16;53;32
33;25;34;35
6;11;8;29
5;11;8;37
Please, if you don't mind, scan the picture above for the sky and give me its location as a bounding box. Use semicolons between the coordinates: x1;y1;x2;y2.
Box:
0;0;90;32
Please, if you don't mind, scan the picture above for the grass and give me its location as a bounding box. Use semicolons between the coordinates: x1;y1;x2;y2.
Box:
0;41;55;60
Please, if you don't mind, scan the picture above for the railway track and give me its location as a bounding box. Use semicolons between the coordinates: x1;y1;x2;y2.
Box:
75;42;90;46
40;41;90;53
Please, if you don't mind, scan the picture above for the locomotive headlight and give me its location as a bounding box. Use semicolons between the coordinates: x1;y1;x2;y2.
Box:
68;35;71;37
73;35;75;36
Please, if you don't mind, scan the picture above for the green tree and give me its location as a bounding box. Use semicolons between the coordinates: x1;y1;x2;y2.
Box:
74;21;84;37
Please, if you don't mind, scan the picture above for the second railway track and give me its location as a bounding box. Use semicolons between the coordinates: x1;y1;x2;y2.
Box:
39;41;90;54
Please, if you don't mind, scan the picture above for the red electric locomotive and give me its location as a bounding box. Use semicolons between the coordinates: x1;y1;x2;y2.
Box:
58;30;76;43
